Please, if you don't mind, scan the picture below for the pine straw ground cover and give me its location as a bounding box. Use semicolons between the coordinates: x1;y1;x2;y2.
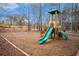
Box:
0;32;79;56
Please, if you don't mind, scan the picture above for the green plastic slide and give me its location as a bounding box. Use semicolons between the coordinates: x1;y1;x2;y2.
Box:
38;27;54;44
58;31;69;40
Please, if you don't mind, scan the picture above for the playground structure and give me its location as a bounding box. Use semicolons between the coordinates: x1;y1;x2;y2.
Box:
38;9;69;44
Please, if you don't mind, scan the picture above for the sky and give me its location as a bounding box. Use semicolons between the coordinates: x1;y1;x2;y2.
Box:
0;3;26;15
0;3;72;24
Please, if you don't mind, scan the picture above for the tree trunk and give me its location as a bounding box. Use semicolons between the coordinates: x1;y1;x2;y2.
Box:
27;6;31;31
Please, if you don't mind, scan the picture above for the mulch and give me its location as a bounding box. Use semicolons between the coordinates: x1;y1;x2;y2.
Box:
0;36;25;56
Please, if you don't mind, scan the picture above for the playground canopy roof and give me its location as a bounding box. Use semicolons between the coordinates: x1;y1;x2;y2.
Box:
48;9;60;14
